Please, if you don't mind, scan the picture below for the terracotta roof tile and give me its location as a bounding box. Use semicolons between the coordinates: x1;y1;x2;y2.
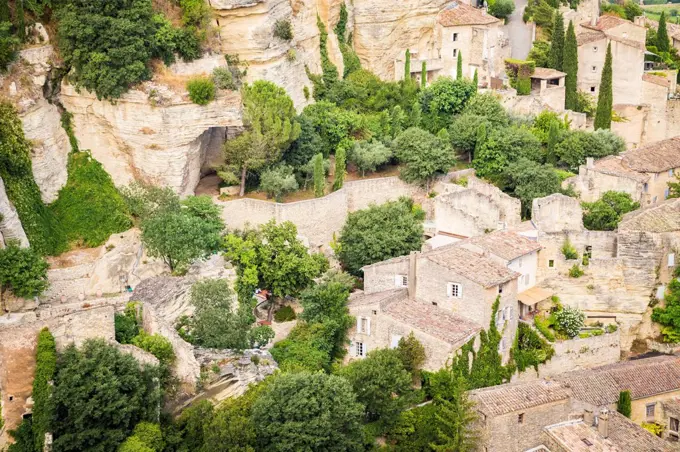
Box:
531;67;566;79
618;198;680;233
347;288;407;308
606;411;673;451
470;379;571;416
589;155;649;183
556;355;680;406
382;298;482;345
467;231;542;261
426;245;520;288
544;420;619;451
621;136;680;172
438;2;500;26
582;14;632;31
577;30;606;46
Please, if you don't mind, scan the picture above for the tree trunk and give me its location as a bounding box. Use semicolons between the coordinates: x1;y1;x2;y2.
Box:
239;165;247;197
0;286;6;314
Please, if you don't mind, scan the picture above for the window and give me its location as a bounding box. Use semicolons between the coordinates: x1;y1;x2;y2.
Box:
669;253;675;267
670;417;679;433
666;188;671;199
591;65;597;72
548;259;555;268
582;439;593;446
646;403;656;419
498;284;503;294
448;283;462;298
644;183;649;193
372;310;377;315
432;302;438;306
593;46;598;52
453;33;458;41
590;86;596;93
356;342;365;357
518;413;524;424
390;335;403;349
357;317;371;335
395;274;408;288
453;49;458;57
524;274;530;285
670;169;675;177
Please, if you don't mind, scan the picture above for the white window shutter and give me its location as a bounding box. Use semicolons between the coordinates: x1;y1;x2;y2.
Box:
394;275;402;287
362;343;369;357
366;318;371;336
669;253;675;267
458;284;463;298
356;317;362;333
349;341;356;357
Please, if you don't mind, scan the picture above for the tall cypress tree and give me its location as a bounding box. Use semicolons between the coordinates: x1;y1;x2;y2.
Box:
16;0;25;42
547;121;559;165
421;61;427;88
473;69;478;89
563;21;578;111
313;153;324;197
658;11;670;53
404;49;411;81
548;12;565;71
594;43;613;130
617;390;632;418
456;51;463;79
333;146;347;191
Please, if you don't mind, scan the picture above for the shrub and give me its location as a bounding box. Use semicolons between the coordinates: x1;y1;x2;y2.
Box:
641;422;665;437
561;239;578;260
273;19;293;40
213;67;235;90
568;264;584;278
553;306;585;338
187;77;215;105
259;165;299;201
131;331;175;366
0;22;19;72
617;390;632;418
606;323;618;333
274;305;297;322
533;316;555;342
511;322;555;372
349;140;393;176
489;0;515;19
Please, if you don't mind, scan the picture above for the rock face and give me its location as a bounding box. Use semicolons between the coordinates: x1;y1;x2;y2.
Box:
211;0;324;109
0;177;30;248
60;80;243;195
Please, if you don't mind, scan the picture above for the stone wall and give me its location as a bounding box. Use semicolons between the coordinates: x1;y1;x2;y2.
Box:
512;330;621;383
0;177;29;248
219;177;420;248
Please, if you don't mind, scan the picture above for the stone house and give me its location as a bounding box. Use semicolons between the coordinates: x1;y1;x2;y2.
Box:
393;2;510;88
356;242;521;364
660;398;680;443
529;68;567;112
346;289;481;370
576;15;646;105
471;355;679;451
567;137;680;205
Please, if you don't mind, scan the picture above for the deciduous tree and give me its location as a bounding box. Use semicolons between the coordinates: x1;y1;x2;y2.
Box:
0;241;49;313
582;191;639;231
393;127;456;189
419;77;476;133
431;376;480;452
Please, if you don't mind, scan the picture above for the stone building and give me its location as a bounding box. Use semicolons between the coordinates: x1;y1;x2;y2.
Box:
566;137;680;205
529;68;567;112
471;355;679;451
393;2;510;87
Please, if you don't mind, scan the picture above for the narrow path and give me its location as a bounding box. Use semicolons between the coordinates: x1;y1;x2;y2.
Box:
504;0;533;60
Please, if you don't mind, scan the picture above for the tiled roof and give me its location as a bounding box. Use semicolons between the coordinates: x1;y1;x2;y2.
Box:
618;198;680;233
347;288;407;308
438;2;500;26
556;355;680;407
469;379;571;416
577;30;606;46
467;231;542;261
643;73;671;88
621;136;680;172
383;298;482;345
426;245;520;288
606;411;673;452
662;398;680;417
531;67;566;80
582;14;632;31
589;155;649;183
544;419;618;451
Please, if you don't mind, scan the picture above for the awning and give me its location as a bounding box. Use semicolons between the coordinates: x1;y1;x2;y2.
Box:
517;287;553;306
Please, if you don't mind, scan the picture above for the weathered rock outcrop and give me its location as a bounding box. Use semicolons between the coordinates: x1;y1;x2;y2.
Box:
60;79;243;195
0;177;29;248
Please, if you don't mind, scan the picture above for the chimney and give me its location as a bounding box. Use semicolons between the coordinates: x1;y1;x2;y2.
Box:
584;409;594;426
634;16;644;27
591;0;599;27
586;157;594;169
597;409;610;438
408;251;418;301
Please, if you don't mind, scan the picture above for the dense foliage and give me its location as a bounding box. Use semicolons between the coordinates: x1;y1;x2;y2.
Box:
563;21;578;110
553;306;585;338
594;43;613;130
0;241;49;312
652;277;680;343
617;390;632;418
336;198;424;275
32;328;57;452
582;191;639;231
510;322;555;372
393;127;456;189
186;77;215;105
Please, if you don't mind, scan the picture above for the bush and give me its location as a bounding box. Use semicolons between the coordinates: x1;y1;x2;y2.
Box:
511;322;555;372
582;191;640;231
187;77;216;105
553;306;585;338
568;264;584;278
274;305;297;322
606;323;618;333
533;316;555;342
131;331;175;366
259;165;299;201
489;0;515;19
561;239;578;260
273;19;293;40
349;140;393;176
0;22;19;72
212;67;235;90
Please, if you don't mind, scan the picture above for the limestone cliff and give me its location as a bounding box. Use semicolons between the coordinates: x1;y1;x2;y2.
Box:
0;177;30;248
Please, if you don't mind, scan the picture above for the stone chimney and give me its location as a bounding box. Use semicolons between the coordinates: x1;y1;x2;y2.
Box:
597;409;610;438
584;409;594;426
408;251;418;301
586;157;594;169
591;0;599;27
634;16;645;27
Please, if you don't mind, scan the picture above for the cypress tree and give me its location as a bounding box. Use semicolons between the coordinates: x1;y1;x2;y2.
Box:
404;49;411;81
409;101;422;128
421;61;427;88
16;0;25;42
547;121;559;165
472;122;487;162
333;146;347;191
313;153;324;197
32;328;57;452
617;390;632;418
456;51;463;79
658;11;670;53
0;0;9;23
594;43;613;130
563;21;578;111
473;69;478;89
548;11;565;71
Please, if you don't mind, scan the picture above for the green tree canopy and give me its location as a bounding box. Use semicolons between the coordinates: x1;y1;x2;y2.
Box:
349;140;393;176
393;127;456;189
461;92;509;128
419;77;476;133
337;198;424;275
473;126;542;180
431;376;480;452
502;158;561;218
251;372;364;452
0;241;49;312
52;339;161;452
221;81;301;196
548;11;565;71
582;191;640;231
652;277;680;343
554;129;625;170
